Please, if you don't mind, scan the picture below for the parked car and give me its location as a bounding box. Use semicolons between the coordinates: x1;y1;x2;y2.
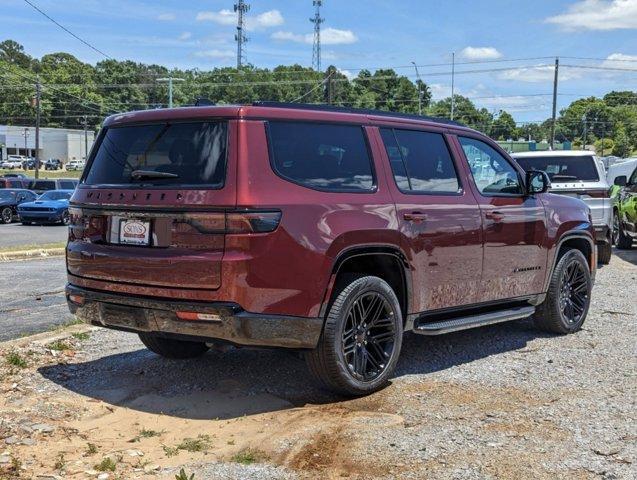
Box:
2;173;29;179
0;189;38;224
44;158;63;170
612;162;637;249
29;178;78;194
607;157;637;190
513;150;613;265
0;177;30;189
22;158;41;170
66;103;597;396
1;156;24;169
66;159;86;171
17;189;73;225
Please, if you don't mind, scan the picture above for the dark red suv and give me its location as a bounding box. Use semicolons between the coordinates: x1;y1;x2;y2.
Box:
66;103;596;395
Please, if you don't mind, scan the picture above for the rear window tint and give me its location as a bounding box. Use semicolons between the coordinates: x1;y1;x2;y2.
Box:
59;180;76;189
515;156;599;182
84;122;227;187
268;122;374;192
31;180;56;190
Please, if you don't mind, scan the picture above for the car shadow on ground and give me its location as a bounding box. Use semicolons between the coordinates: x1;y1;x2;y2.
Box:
38;318;550;420
613;247;637;266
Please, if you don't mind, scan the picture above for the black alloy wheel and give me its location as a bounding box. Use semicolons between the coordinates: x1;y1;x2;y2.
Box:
558;257;589;325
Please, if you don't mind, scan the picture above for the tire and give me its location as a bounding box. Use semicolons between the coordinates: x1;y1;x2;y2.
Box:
597;242;612;265
615;217;633;250
60;210;70;226
305;275;403;396
1;207;12;224
21;221;31;226
534;249;592;334
138;332;209;359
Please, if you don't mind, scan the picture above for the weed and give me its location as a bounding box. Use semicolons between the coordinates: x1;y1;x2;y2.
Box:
94;457;117;472
231;448;267;465
139;428;162;438
177;434;212;453
5;351;27;368
175;468;195;480
162;445;179;457
227;439;235;445
85;443;98;455
72;332;90;341
54;453;65;470
48;340;72;351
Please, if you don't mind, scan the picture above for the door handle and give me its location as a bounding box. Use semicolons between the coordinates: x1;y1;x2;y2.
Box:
403;212;427;223
485;211;504;222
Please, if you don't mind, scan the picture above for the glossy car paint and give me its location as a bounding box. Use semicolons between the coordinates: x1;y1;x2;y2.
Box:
67;105;596;328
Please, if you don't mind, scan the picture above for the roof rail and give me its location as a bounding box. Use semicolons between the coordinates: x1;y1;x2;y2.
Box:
251;101;464;127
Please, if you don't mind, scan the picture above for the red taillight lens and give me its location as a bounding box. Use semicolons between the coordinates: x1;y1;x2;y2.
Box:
68;294;85;305
226;211;282;233
176;311;222;321
68;207;106;242
582;189;610;198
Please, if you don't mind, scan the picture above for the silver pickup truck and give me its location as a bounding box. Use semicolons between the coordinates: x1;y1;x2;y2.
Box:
513;150;612;264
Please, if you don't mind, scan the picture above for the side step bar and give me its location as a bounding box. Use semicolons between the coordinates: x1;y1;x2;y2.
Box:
413;306;535;336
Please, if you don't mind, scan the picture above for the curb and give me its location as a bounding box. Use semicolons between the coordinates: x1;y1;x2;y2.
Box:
0;247;65;262
0;324;96;349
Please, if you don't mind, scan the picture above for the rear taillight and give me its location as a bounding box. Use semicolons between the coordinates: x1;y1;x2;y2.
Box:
226;210;282;233
176;311;222;321
68;207;107;243
581;189;610;198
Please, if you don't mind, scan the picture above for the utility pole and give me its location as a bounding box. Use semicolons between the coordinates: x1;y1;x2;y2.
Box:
582;113;587;150
550;57;559;150
310;1;324;71
411;61;423;115
22;128;30;157
35;77;41;179
157;76;185;108
325;67;334;105
235;0;250;69
80;115;88;160
450;52;455;121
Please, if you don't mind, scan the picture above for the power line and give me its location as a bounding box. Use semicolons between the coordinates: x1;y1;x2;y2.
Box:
22;0;112;59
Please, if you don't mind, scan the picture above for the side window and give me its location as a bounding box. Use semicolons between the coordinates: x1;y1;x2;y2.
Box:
458;136;523;195
629;167;637;185
380;128;460;194
268;122;374;192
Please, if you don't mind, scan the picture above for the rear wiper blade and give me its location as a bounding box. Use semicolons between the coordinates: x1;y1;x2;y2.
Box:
551;174;578;180
130;170;179;180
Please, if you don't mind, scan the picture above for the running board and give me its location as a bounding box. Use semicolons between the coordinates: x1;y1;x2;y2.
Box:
413;306;535;336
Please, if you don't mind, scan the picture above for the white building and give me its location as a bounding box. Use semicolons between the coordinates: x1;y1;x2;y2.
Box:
0;125;96;164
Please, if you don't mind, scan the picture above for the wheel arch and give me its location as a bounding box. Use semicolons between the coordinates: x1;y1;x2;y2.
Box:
319;245;412;322
546;231;596;292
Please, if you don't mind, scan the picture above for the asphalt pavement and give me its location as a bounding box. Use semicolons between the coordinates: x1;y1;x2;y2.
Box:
0;222;68;249
0;256;71;341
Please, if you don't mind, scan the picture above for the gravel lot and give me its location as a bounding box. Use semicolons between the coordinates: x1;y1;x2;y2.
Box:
0;249;635;479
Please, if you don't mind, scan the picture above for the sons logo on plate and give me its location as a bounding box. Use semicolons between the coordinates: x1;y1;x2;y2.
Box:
119;219;150;245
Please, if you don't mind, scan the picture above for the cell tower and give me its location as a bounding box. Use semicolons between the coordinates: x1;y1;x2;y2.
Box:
234;0;250;69
310;1;324;71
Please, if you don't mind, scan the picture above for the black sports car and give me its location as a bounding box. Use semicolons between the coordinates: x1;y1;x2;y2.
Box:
0;189;38;224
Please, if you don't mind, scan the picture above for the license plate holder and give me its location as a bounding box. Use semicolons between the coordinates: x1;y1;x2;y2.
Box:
119;218;151;246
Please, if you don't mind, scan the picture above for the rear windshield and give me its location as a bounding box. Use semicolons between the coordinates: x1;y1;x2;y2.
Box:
39;191;72;201
83;122;227;187
515;155;599;182
31;180;56;190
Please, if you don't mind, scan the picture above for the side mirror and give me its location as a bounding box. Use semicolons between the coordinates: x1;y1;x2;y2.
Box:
526;170;550;195
614;175;627;187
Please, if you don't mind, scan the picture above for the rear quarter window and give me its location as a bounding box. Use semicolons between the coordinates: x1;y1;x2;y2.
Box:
268;121;374;192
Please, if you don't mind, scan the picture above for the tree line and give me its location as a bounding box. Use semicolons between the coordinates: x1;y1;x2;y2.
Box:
1;39;635;156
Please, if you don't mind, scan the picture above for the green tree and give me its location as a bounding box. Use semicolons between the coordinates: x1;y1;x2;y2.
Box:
0;40;33;69
491;111;517;140
612;124;631;157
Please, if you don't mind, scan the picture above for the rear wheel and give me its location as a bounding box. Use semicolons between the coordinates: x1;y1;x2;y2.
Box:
60;210;70;226
305;275;403;396
138;333;209;359
597;242;612;265
1;207;12;224
615;216;633;250
534;249;592;334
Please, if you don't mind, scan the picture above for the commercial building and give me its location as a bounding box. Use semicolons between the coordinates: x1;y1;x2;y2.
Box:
0;125;95;163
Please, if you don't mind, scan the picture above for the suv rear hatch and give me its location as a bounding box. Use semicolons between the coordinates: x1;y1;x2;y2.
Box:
67;120;233;293
515;154;609;224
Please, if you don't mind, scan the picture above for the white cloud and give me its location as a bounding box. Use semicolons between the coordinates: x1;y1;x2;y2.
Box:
499;64;581;83
194;49;235;59
157;13;176;21
178;32;192;41
545;0;637;31
459;46;503;60
602;52;637;66
338;68;354;79
271;28;357;45
196;9;283;31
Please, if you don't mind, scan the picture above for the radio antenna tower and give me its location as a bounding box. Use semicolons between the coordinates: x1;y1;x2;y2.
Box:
234;0;250;69
310;1;324;71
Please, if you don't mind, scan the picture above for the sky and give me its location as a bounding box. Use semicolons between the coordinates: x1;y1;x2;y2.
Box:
1;0;636;122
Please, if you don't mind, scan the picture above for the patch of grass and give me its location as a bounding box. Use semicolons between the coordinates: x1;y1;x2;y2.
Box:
129;428;164;443
175;469;195;480
231;448;268;465
162;444;179;458
94;457;117;472
72;332;90;341
85;443;98;455
177;434;212;453
6;351;28;368
48;340;72;351
227;439;235;445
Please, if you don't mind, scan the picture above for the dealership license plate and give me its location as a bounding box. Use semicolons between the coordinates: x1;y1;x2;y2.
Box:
119;218;151;246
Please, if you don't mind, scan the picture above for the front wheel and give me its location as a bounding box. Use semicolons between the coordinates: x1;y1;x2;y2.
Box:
534;249;592;334
138;333;209;359
305;275;403;396
1;207;12;224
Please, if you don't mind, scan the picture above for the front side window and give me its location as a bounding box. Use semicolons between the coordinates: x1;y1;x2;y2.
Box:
459;137;523;195
268;122;374;192
380;128;460;193
84;122;227;187
629;167;637;185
